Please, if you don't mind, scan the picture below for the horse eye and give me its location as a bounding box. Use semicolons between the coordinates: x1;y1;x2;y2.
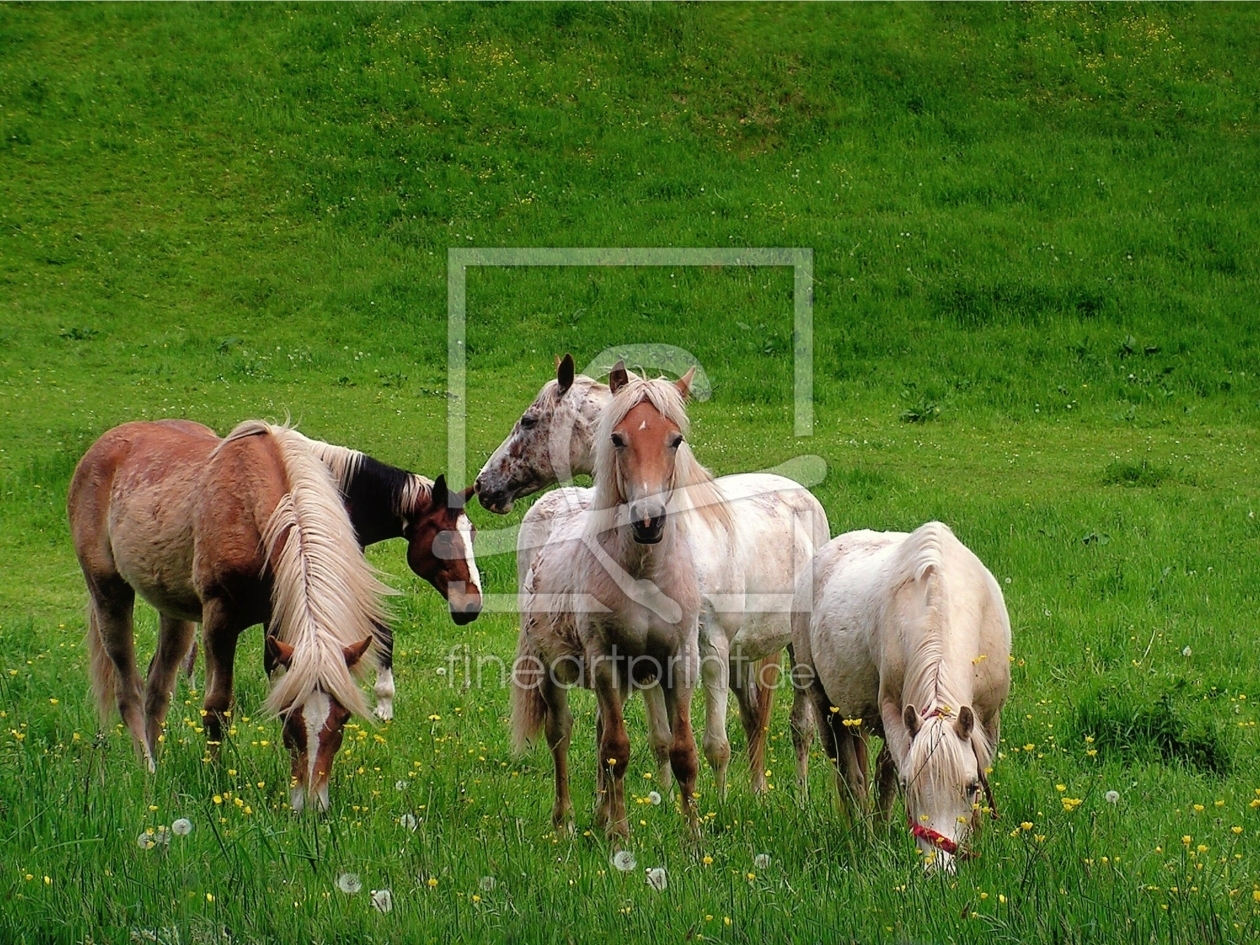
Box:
611;433;626;448
519;415;537;430
967;781;981;797
669;434;684;450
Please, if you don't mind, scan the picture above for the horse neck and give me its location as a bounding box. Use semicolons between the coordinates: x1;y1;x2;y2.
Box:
564;378;612;477
344;454;428;547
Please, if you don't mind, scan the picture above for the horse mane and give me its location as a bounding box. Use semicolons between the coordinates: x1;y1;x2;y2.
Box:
895;522;995;792
281;429;431;520
904;715;982;812
589;375;734;539
218;421;391;719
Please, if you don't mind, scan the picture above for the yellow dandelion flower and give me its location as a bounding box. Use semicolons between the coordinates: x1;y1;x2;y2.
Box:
1232;826;1243;835
1182;836;1192;845
428;877;438;888
206;893;214;903
702;855;713;865
1193;804;1204;812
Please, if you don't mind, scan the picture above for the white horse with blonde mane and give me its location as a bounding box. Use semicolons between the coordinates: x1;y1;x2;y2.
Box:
791;521;1010;870
480;356;830;795
512;368;727;838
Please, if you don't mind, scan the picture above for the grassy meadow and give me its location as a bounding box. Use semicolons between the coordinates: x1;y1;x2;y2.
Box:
2;4;1259;942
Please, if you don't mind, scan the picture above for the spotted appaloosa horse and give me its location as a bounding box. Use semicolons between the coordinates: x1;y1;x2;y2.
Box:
280;431;481;720
479;355;829;796
69;419;391;811
791;522;1010;870
512;368;724;838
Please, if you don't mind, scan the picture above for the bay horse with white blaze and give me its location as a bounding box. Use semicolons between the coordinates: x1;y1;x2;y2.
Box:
479;355;829;796
512;368;726;838
69;420;392;811
790;522;1010;870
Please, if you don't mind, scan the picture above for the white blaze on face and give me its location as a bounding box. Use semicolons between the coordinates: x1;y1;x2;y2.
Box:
304;689;332;803
456;516;481;595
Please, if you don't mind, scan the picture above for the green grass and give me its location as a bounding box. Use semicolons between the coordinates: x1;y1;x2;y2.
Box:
2;4;1260;943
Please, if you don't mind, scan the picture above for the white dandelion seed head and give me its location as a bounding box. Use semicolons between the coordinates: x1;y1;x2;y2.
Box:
395;780;408;791
1105;790;1120;804
1182;646;1192;658
647;790;662;806
137;831;156;851
753;853;771;870
436;667;447;676
337;872;363;894
171;818;192;837
399;813;418;832
370;889;393;914
479;875;496;893
611;850;637;872
645;867;668;891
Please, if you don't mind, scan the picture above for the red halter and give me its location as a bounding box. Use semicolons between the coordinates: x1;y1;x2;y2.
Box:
904;704;996;860
907;815;961;856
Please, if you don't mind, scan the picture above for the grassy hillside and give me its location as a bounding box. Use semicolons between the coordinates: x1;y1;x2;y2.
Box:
1;5;1258;943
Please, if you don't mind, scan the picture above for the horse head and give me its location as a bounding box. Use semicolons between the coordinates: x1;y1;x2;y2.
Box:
475;354;605;513
602;361;695;544
268;635;373;813
404;475;482;625
900;704;986;873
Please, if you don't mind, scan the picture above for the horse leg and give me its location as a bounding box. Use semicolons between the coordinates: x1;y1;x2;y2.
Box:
592;671;631;840
372;619;395;722
834;728;868;825
88;579;152;771
200;599;242;757
874;741;898;822
541;679;574;832
641;682;675;793
180;635;198;684
787;644;816;788
700;635;733;797
664;683;701;837
143;615;196;760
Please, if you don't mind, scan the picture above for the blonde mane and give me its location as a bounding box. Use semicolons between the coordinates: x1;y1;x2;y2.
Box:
219;421;391;719
589;376;734;539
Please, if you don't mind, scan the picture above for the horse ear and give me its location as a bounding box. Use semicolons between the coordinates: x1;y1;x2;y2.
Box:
556;353;575;396
343;636;373;669
431;474;448;509
608;359;629;393
903;704;922;738
955;705;975;740
266;636;295;671
676;366;697;400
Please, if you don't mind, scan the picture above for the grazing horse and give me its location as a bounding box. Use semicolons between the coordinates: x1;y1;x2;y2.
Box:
283;431;482;720
479;355;829;795
69;419;390;811
790;522;1010;870
512;369;725;838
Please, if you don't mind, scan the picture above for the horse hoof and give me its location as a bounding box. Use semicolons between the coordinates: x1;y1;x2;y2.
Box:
373;702;393;722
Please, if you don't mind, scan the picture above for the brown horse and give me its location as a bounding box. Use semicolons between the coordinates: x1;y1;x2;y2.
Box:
69;419;391;811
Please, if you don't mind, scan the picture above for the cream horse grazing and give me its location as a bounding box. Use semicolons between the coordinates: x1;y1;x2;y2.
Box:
479;356;829;795
791;522;1010;870
512;369;725;837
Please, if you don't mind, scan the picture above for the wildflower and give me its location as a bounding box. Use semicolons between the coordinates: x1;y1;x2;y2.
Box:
205;893;214;903
1182;836;1192;845
702;855;713;866
399;813;418;832
753;853;771;870
337;873;363;894
1061;797;1082;812
395;780;407;791
1105;790;1119;804
611;850;637;872
999;894;1007;904
1254;891;1260;903
426;877;438;888
1020;822;1034;832
645;867;667;891
746;872;756;881
647;790;662;806
370;889;393;914
1056;784;1066;793
137;831;157;851
1193;804;1205;812
479;876;496;893
1232;826;1243;835
172;818;192;837
471;894;481;904
1182;646;1192;658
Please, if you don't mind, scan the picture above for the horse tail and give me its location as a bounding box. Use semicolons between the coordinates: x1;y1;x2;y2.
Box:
510;626;547;753
86;604;116;724
227;423;390;721
744;651;781;774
